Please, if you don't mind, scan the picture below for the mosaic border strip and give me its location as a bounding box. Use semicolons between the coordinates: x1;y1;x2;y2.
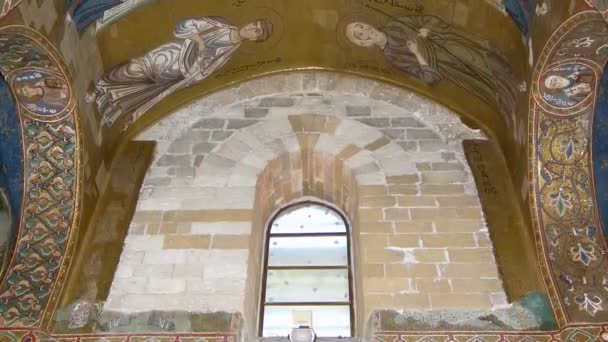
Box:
0;25;82;328
529;10;608;324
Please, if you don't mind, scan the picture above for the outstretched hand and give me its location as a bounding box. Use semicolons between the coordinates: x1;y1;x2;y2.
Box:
406;39;420;55
419;28;430;38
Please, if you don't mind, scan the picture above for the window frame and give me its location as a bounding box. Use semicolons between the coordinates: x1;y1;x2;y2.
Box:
258;201;355;337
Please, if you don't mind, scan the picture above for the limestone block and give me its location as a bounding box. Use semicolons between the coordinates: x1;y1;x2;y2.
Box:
147;278;186;294
191;222;252;235
192;142;217;154
406;129;441;140
378;158;418;176
245;118;293;144
114;264;134;278
416;279;452;293
373;142;410;159
334;120;382;148
259;97;295;107
163;235;211;249
391;294;431;309
364;137;391;151
355;172;387;186
419;140;450;152
413;249;448;263
359;221;393;234
227;119;259;130
420;171;468;184
203;263;248;280
133;264;175;278
388;185;419;196
143;250;188;265
380;128;405;140
211;130;235;142
123;235;164;251
391;117;423;128
214;136;254;162
396;196;437;208
346;105;371;117
394;222;434;233
344;150;375;170
193;118;226;129
363;277;415;294
244;107;270;119
420;233;477;248
386;264;439;278
360;196;397;208
420;184;466;195
384;208;411;221
398;141;419;152
439;263;501;278
315;134;350;156
227;164;260;186
211;235;250;249
430;293;492;310
451;278;503;293
361;263;385;277
362;247;404;263
110;277;147;295
174;264;205;278
387;234;421;248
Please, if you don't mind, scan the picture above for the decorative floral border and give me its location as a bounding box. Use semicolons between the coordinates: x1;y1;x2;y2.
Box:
0;25;81;328
529;10;608;324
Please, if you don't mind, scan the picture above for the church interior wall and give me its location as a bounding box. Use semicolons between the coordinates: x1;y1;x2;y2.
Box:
0;0;607;340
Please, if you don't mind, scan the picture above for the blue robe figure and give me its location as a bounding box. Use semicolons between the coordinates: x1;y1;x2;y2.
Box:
66;0;123;32
504;0;536;36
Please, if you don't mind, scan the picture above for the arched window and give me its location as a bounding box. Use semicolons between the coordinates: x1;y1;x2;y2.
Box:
260;202;354;337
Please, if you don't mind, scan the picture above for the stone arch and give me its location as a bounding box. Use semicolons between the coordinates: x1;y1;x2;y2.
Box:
103;73;548;335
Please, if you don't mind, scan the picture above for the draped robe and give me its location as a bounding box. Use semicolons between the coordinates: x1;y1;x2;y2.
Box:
94;17;240;127
66;0;123;32
381;16;518;118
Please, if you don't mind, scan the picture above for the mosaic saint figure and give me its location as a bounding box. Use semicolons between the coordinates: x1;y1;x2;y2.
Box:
66;0;124;32
13;72;70;115
344;16;518;116
89;16;273;127
543;67;594;104
14;78;69;106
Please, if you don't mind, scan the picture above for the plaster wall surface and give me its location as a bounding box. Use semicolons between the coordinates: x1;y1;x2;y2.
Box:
104;73;507;334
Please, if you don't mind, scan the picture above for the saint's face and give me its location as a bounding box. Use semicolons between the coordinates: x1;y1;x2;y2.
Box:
18;85;43;98
239;21;264;40
346;22;381;48
544;75;570;89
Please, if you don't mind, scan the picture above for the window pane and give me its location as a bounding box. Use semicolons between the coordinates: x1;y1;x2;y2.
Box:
265;269;349;303
268;236;348;266
271;204;346;234
263;305;351;337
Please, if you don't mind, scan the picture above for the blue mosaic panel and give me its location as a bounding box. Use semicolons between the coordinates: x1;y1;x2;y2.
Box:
0;74;23;274
593;64;608;237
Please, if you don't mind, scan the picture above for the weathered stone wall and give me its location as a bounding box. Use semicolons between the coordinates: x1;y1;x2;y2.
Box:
106;72;508;336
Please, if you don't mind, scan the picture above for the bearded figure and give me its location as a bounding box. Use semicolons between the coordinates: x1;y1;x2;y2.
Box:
90;16;273;127
544;72;593;101
345;16;519;118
